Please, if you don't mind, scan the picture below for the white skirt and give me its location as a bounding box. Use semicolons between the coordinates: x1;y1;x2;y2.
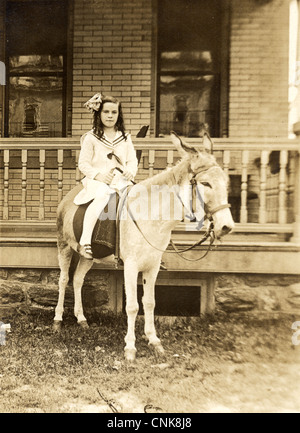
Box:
73;172;131;205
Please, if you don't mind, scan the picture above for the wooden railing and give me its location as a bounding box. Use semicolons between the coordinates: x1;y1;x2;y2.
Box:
0;136;300;243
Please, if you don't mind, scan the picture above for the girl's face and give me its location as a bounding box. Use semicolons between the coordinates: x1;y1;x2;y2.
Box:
100;102;119;129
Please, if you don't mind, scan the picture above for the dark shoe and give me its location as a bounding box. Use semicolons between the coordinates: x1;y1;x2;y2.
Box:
77;244;93;260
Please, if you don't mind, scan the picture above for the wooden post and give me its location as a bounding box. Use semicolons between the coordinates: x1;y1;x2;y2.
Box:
3;149;9;220
240;150;249;223
259;150;269;224
57;149;64;203
278;150;288;224
21;149;27;220
200;276;216;316
291;151;300;243
39;150;45;220
223;150;230;178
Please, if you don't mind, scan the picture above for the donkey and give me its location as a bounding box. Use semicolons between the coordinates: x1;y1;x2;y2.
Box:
53;132;234;361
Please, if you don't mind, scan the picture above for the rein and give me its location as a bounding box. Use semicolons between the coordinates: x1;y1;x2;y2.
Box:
121;173;231;262
168;202;231;262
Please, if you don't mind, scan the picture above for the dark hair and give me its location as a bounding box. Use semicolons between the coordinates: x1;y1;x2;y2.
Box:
92;95;127;140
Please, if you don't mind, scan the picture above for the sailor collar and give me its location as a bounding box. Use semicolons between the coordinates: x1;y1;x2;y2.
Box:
90;130;128;149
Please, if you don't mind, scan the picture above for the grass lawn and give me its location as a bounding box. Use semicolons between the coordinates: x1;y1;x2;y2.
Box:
0;309;299;413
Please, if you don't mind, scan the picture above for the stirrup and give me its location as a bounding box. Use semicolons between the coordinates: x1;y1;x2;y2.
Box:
78;244;93;260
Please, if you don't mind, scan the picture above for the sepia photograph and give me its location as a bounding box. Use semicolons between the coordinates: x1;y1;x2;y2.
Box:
0;0;299;418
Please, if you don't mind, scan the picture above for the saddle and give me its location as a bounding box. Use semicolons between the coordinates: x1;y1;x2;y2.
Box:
73;187;131;261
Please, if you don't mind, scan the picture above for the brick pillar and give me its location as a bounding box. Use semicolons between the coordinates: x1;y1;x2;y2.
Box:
229;0;289;138
0;0;6;137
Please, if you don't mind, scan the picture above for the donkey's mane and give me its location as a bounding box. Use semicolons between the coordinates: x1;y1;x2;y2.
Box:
139;151;218;188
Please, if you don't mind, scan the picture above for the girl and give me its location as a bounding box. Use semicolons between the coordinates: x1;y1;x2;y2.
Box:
74;93;138;259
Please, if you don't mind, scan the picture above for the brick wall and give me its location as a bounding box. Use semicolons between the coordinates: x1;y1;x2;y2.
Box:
229;0;290;137
0;0;292;139
71;0;152;138
70;0;290;139
0;0;294;222
0;169;77;221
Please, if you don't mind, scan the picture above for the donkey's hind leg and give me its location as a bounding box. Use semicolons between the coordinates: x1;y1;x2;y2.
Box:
73;257;93;328
53;245;73;331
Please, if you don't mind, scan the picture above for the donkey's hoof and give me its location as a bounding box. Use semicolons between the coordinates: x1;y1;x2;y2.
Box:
78;320;89;329
124;348;137;362
150;342;165;355
53;320;62;333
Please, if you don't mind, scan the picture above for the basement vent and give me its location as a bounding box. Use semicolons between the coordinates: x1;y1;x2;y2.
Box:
123;285;201;317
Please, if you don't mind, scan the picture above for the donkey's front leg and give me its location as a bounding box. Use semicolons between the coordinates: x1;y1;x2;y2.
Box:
73;257;93;328
53;245;73;332
124;262;139;361
142;264;164;355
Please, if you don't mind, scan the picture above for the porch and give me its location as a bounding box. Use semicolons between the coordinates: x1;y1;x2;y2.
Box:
1;136;299;317
0;135;299;274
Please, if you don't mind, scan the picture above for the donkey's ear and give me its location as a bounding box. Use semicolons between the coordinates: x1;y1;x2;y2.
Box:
203;132;214;154
170;131;198;156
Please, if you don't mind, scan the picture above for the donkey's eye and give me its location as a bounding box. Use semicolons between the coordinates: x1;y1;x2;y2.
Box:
200;181;212;188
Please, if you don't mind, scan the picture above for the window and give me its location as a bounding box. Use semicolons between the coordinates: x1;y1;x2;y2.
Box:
155;0;229;137
5;0;71;137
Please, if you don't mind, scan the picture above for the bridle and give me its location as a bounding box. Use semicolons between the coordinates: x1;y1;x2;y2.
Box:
120;168;231;262
168;172;231;261
188;172;231;222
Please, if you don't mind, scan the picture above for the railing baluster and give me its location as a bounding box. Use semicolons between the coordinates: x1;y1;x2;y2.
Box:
75;150;81;185
287;151;296;222
3;150;9;220
57;149;64;203
21;149;27;220
148;149;155;178
259;150;269;224
39;150;45;220
223;150;230;178
291;151;300;243
240;150;249;223
167;149;174;168
278;150;288;224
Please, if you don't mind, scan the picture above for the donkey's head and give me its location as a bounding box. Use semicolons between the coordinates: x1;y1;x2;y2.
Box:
170;131;234;239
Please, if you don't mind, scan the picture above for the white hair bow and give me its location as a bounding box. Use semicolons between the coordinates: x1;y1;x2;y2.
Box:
84;93;103;111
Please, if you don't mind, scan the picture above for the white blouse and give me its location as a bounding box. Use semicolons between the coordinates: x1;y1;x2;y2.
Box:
78;130;138;179
74;130;138;205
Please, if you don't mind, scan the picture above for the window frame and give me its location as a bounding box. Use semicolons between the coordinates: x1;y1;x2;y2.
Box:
2;0;73;138
151;0;230;138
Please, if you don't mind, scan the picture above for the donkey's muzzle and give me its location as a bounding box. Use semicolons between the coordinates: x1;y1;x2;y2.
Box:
220;224;233;236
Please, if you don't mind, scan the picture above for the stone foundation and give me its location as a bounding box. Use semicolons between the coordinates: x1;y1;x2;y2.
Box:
0;268;111;320
215;274;300;314
0;268;299;320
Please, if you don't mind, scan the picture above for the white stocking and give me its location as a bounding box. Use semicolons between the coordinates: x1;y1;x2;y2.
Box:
79;194;110;245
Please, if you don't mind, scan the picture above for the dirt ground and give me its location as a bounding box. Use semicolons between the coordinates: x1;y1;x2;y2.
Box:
0;309;299;413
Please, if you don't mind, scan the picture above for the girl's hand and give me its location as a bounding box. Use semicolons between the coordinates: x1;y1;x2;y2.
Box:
122;169;134;182
94;169;115;184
